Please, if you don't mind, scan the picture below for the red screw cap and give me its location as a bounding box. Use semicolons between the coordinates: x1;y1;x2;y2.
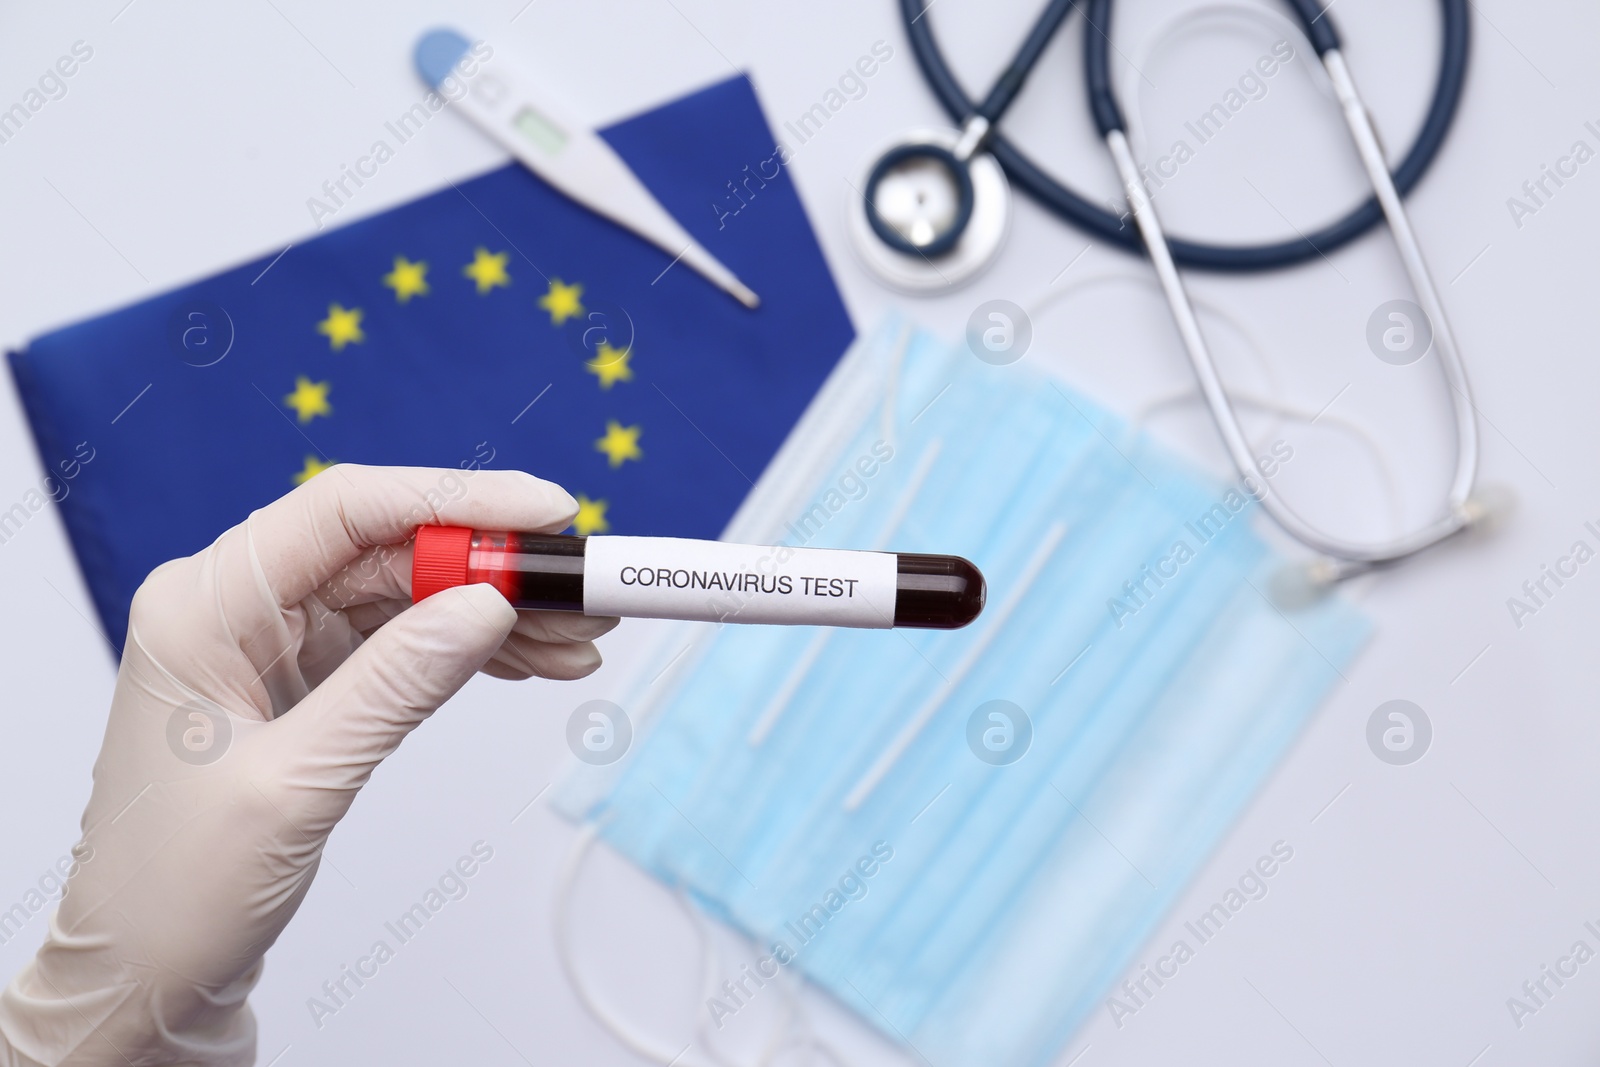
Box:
411;525;473;603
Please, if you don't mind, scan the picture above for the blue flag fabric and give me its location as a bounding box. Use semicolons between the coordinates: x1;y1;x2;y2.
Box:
8;74;853;652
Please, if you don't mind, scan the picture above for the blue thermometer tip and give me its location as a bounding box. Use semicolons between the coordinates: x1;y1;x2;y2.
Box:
414;28;472;89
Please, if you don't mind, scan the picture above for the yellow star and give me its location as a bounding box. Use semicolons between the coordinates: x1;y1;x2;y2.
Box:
293;455;336;485
594;420;642;468
463;247;511;294
586;342;634;389
538;278;585;325
283;376;332;423
316;304;364;351
572;495;610;536
383;256;430;303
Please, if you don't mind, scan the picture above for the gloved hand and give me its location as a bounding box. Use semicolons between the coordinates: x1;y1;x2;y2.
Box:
0;465;615;1066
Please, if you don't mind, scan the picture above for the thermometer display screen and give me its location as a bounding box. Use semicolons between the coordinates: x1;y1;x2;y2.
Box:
512;105;567;156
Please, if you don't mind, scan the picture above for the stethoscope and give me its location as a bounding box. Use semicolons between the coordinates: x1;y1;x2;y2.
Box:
852;0;1498;587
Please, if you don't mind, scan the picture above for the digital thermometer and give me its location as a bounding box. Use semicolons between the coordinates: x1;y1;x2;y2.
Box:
414;28;760;309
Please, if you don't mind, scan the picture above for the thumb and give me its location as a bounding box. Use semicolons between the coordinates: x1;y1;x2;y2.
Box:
259;583;516;829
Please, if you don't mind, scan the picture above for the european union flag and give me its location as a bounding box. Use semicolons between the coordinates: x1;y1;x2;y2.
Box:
8;75;853;653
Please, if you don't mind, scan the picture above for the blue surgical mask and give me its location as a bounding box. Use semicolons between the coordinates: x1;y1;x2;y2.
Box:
554;316;1369;1067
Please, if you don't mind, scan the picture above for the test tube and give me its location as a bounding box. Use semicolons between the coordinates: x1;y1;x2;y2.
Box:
411;526;985;629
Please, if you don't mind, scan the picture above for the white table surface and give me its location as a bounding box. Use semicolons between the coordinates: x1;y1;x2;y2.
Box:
1;0;1597;1064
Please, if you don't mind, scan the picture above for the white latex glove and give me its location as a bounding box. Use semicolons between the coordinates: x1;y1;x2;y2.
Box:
0;465;616;1066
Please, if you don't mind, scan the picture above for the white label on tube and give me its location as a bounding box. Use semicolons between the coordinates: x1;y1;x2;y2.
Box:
583;536;898;628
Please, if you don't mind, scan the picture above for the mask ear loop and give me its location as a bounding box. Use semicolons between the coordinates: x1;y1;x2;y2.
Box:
756;973;856;1067
1122;276;1406;541
1120;0;1335;165
688;906;747;1067
1116;279;1410;593
555;820;799;1067
553;821;714;1067
1024;271;1287;441
689;928;811;1067
1023;272;1409;576
1132;388;1406;543
766;1027;856;1067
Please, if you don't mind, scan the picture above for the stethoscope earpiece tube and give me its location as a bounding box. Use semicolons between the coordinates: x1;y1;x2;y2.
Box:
1080;0;1339;130
1081;0;1123;136
1091;2;1481;570
1281;0;1342;55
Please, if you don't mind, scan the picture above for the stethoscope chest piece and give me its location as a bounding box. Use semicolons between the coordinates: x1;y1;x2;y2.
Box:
850;128;1010;291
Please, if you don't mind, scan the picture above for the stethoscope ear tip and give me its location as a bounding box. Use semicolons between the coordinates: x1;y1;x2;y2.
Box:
1266;483;1516;609
1267;558;1345;611
1456;482;1517;538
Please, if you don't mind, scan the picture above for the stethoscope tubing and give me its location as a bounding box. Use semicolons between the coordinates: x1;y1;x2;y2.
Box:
897;0;1481;574
901;0;1471;273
